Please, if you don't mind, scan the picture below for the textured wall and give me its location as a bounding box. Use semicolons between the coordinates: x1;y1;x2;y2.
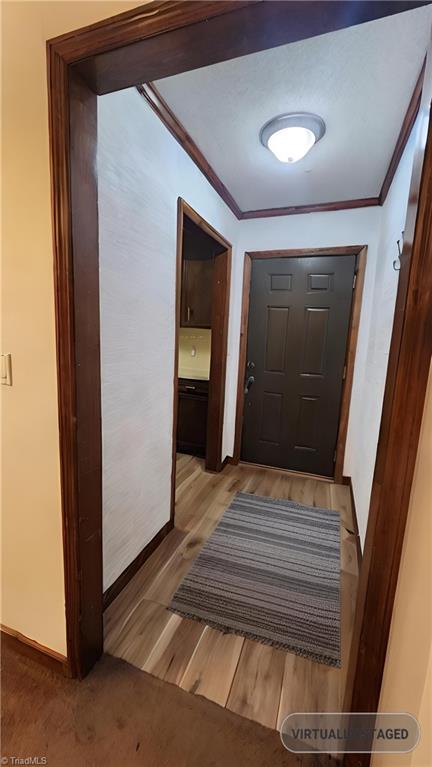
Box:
348;121;418;543
98;89;239;590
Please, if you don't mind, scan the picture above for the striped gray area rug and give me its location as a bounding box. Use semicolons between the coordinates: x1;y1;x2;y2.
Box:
169;492;341;667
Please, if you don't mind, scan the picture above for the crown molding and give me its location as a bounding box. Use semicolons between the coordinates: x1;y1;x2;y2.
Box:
138;62;424;219
240;197;380;219
137;83;242;219
379;59;425;205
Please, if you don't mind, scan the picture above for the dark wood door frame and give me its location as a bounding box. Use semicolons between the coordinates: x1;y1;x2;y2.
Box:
172;198;231;489
232;246;367;483
46;6;432;763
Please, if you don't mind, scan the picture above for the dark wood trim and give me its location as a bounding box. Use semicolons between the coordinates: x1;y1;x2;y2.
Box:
137;84;242;220
334;247;367;483
171;200;184;524
47;44;77;678
53;1;255;66
69;69;104;676
246;245;365;259
179;198;231;250
207;246;231;473
66;2;425;95
174;199;232;477
207;454;232;473
345;477;360;538
342;476;363;571
220;455;231;471
241;197;380;219
1;626;69;676
47;52;103;679
102;520;174;610
344;70;432;767
232;246;365;473
379;60;425;204
232;253;252;465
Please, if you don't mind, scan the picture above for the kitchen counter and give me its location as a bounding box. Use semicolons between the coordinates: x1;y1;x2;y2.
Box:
178;370;209;381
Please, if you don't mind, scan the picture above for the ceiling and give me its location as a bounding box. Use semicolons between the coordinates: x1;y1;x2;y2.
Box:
154;5;432;213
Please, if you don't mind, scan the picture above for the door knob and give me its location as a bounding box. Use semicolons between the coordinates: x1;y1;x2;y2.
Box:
244;375;255;394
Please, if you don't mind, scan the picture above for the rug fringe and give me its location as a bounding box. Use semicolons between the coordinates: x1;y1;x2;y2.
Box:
167;605;341;668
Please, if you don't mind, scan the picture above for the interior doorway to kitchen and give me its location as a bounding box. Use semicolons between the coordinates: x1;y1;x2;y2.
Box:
173;199;232;490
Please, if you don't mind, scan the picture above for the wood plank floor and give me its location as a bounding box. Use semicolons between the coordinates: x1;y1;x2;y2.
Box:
104;455;360;731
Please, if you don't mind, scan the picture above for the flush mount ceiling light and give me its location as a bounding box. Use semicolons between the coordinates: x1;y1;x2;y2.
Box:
260;113;326;164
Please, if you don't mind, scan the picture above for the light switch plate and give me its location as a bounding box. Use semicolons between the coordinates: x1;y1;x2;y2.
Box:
1;354;12;386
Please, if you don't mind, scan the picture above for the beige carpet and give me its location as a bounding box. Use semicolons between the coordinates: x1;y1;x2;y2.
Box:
1;643;307;767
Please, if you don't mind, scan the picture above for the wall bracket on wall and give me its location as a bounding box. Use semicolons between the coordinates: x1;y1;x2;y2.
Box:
393;231;404;271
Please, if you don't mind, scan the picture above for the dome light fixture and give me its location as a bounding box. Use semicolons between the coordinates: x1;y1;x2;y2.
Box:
260;113;326;164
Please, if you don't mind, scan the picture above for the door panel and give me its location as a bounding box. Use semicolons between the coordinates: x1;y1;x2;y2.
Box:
241;255;356;476
265;306;289;371
180;227;214;328
302;307;329;375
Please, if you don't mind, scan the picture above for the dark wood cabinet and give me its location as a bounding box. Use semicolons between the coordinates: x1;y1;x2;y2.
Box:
180;224;214;328
177;378;209;456
181;257;214;328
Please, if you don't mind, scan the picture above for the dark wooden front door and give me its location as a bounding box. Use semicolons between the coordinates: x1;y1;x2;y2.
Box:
241;255;356;476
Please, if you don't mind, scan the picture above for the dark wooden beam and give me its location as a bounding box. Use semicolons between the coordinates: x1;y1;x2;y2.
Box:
379;59;426;204
70;2;430;95
137;84;242;219
47;49;103;678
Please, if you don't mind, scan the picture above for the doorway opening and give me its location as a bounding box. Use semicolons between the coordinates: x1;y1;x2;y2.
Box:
173;199;231;481
47;6;432;761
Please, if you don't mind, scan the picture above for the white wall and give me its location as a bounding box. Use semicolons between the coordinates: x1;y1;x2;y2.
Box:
348;122;419;543
98;88;239;590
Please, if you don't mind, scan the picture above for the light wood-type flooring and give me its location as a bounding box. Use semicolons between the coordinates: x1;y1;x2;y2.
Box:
104;455;360;731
